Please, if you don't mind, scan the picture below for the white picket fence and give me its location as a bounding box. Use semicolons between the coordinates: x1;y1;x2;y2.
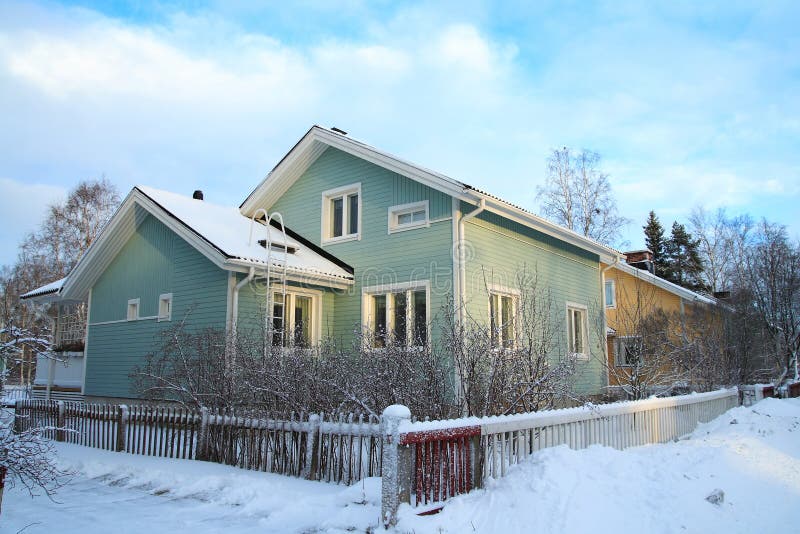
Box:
380;388;740;526
13;388;741;529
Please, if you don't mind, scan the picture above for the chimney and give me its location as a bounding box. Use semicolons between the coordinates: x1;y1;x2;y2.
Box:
192;190;204;201
623;249;655;274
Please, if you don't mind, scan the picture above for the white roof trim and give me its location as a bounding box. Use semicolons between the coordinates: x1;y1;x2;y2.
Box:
612;262;717;305
241;125;621;263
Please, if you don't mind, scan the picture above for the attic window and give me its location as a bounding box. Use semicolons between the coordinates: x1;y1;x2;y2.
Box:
388;201;429;233
258;240;296;254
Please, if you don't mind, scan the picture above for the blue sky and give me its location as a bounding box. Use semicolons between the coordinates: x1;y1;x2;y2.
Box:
1;0;798;266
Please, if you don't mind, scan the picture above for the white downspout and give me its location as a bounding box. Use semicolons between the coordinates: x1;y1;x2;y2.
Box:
457;198;486;326
227;267;256;372
601;255;623;391
231;267;256;343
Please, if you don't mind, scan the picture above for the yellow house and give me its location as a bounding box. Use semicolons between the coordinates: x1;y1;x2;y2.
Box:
601;250;721;398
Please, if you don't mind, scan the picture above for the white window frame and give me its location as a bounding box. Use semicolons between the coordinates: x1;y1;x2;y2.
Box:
604;279;616;309
321;183;361;245
157;293;173;322
127;298;140;321
615;335;643;367
388;200;430;234
269;286;322;347
487;285;519;350
566;302;590;360
362;280;431;349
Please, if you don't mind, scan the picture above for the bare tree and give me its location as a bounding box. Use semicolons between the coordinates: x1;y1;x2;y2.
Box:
134;268;578;419
599;274;729;400
740;221;800;381
537;147;630;247
0;410;69;515
444;268;577;416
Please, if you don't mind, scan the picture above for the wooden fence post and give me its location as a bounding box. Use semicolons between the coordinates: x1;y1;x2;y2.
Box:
196;407;209;461
56;401;66;442
117;405;128;452
304;413;320;480
381;404;411;529
13;400;21;434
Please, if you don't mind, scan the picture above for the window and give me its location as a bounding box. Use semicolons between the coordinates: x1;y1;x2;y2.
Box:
489;291;517;349
566;303;589;359
270;290;319;348
322;183;361;243
127;298;140;321
616;336;643;367
363;283;429;348
605;280;616;308
158;293;173;321
388;201;429;233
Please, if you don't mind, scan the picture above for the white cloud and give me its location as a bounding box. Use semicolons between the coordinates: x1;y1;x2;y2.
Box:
0;178;65;264
0;1;796;256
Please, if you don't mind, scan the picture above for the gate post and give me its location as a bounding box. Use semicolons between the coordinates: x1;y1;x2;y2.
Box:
381;404;411;529
304;413;321;480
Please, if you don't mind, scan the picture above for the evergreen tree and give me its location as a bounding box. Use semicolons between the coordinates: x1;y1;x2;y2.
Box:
663;222;706;292
643;211;667;277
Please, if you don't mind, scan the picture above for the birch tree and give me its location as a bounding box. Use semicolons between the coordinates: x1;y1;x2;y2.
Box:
537;147;629;247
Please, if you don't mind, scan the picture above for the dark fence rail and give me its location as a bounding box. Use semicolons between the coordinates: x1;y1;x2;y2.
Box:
13;400;382;484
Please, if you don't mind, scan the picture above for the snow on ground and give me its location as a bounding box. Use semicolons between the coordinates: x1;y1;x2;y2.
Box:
4;398;800;533
4;445;382;533
398;397;800;533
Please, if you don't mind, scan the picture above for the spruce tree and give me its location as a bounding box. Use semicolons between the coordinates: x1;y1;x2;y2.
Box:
664;222;706;292
643;211;667;277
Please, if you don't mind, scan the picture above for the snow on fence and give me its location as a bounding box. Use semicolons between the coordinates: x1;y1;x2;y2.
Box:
14;389;741;529
380;388;739;527
13;400;382;485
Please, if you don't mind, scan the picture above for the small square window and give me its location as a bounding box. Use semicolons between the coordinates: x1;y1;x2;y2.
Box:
127;299;140;321
158;293;173;321
388;201;429;233
616;336;643;367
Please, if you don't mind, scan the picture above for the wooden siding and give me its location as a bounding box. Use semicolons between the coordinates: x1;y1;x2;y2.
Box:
266;147;455;344
85;213;228;398
462;208;605;395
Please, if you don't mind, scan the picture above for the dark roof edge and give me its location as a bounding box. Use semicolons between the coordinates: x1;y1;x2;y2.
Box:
268;218;354;275
134;186;233;260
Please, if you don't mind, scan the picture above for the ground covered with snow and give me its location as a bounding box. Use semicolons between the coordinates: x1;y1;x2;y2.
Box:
5;398;800;533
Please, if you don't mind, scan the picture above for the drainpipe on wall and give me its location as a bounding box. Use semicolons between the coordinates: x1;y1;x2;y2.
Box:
601;255;623;390
228;267;256;370
457;198;486;327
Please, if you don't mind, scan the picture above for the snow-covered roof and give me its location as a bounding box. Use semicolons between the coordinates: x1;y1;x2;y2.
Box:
60;186;354;301
136;186;353;282
241;125;623;264
20;277;66;301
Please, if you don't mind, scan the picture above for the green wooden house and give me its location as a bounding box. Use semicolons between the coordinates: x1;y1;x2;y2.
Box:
24;126;623;401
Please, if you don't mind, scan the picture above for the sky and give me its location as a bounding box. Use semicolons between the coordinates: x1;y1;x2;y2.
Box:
1;0;798;267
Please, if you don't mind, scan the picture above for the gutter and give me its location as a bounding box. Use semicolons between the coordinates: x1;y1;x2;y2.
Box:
457;198;486;325
230;267;256;342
